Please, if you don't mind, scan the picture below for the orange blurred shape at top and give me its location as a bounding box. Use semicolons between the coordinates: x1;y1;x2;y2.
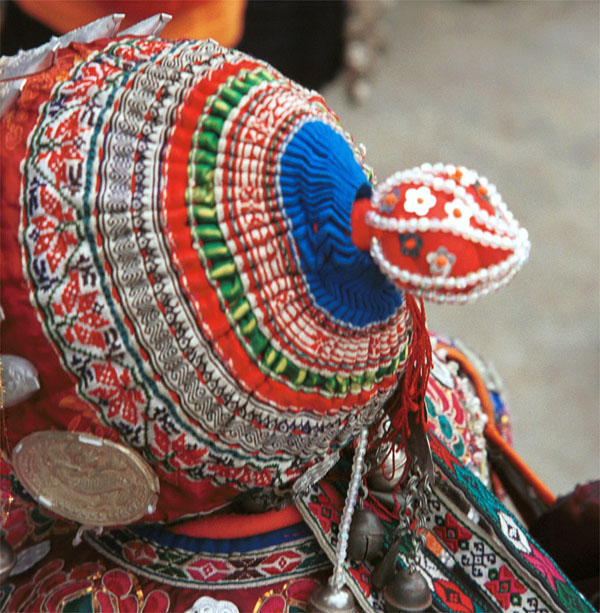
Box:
15;0;246;47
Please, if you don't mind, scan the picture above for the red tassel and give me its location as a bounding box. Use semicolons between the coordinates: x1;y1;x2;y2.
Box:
371;294;432;457
401;294;432;434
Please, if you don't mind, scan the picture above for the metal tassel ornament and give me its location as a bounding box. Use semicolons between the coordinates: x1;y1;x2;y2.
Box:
388;462;432;611
371;457;434;612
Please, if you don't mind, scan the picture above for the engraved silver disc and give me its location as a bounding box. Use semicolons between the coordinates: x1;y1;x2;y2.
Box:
12;431;159;526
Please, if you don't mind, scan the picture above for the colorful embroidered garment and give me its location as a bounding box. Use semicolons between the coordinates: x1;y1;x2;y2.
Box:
0;15;591;613
0;346;592;612
1;23;532;517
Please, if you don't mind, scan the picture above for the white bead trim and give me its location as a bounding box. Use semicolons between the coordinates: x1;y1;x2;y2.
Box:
366;162;530;304
372;163;519;238
365;210;529;252
369;236;530;305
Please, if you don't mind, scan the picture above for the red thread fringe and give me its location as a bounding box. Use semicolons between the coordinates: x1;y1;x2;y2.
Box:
369;294;432;468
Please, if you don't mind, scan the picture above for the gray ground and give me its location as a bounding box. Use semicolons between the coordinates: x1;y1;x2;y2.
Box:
322;0;599;497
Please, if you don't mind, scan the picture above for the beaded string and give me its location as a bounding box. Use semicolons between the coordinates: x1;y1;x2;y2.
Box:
369;237;528;304
0;356;15;549
330;426;369;591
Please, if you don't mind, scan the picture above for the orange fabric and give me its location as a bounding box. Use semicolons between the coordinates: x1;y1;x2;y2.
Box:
167;504;303;538
443;345;557;508
15;0;246;47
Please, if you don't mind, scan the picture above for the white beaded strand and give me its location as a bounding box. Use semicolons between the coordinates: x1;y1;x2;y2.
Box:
369;236;530;304
366;211;527;251
331;426;369;591
371;163;521;238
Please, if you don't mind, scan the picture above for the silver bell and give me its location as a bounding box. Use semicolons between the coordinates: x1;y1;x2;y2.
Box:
347;508;385;562
367;445;408;492
308;583;357;613
383;568;432;612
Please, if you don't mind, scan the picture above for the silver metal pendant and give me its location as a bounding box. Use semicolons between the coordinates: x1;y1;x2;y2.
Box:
0;537;16;583
347;508;384;562
383;568;432;612
9;540;51;577
12;430;159;527
0;355;40;407
308;583;357;613
371;534;402;591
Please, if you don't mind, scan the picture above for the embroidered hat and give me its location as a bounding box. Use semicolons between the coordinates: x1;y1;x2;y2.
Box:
0;19;528;520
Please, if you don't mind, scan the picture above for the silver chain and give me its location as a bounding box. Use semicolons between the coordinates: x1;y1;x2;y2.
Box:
395;460;432;572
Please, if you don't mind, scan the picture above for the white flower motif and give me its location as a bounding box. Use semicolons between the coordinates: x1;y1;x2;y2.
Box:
457;166;478;187
426;246;456;277
404;186;437;216
444;198;473;229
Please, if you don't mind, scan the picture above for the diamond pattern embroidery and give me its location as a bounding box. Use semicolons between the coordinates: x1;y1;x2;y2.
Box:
485;565;526;609
434;512;472;553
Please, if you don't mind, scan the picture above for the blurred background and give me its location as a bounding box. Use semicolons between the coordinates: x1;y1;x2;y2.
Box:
319;0;599;499
1;0;598;498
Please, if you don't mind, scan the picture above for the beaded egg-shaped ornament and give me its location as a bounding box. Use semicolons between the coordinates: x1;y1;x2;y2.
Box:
352;163;530;304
